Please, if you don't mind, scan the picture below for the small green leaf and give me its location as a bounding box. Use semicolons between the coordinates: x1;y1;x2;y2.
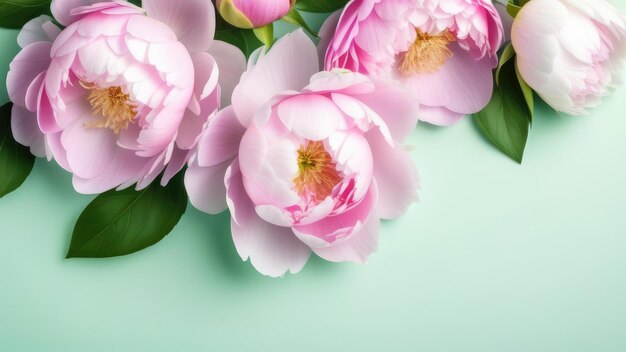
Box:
507;3;522;18
281;8;318;38
66;173;188;259
253;23;274;47
474;60;532;164
496;43;515;86
0;103;36;198
296;0;349;13
215;27;264;58
0;0;51;29
515;61;535;121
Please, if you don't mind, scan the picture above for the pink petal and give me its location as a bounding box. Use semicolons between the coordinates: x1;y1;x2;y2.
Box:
293;182;378;247
72;150;145;194
317;11;341;70
185;160;231;215
305;70;375;95
418;105;465;126
207;40;246;107
226;161;311;277
356;79;419;142
404;44;495;121
312;208;379;264
276;94;343;141
232;29;319;127
176;52;220;151
7;41;52;109
196;106;245;167
17;16;61;48
160;146;190;186
51;0;118;26
366;130;419;219
37;87;61;134
143;0;215;54
11;105;47;158
60;117;117;179
23;72;46;113
239;125;300;207
231;0;292;27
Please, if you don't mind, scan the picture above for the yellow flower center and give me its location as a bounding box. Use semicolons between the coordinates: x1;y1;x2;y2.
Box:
293;141;342;202
80;81;137;134
399;29;456;76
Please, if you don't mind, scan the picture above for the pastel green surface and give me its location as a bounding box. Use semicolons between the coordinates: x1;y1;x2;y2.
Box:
1;9;626;352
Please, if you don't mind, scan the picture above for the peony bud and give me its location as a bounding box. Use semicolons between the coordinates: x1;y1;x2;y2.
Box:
512;0;626;115
217;0;295;29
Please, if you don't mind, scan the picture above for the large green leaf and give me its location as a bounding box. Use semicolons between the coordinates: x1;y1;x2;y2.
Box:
296;0;349;13
0;0;51;29
474;60;532;164
0;103;35;198
66;174;188;259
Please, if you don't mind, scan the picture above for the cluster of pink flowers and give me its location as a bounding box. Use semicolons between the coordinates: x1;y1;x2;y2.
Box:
6;0;625;276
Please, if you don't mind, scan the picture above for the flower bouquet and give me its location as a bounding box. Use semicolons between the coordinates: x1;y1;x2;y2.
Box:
0;0;624;277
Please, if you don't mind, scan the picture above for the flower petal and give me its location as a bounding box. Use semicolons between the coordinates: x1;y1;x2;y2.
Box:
196;106;246;167
366;130;419;219
11;105;47;158
17;15;61;48
356;79;419;142
232;29;319;127
185;160;231;215
7;41;52;109
208;40;246;107
276;94;343;141
404;44;495;123
226;160;311;277
60;117;117;179
293;182;378;248
143;0;216;53
312;208;379;264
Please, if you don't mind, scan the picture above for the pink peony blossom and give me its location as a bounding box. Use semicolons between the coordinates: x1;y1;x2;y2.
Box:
217;0;294;29
512;0;626;115
185;30;420;277
6;0;245;194
321;0;504;126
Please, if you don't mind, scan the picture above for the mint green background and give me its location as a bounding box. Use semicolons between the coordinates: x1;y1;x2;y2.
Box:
2;6;626;351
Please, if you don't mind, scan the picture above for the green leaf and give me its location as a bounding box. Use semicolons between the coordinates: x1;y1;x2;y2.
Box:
296;0;349;13
215;27;264;58
0;103;35;198
507;3;522;18
253;23;274;47
66;173;188;259
515;61;535;121
128;0;141;7
474;60;532;164
281;7;318;38
496;43;515;86
0;0;51;29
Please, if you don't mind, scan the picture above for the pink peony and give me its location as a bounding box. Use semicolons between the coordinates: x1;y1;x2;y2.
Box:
321;0;504;125
512;0;626;115
185;30;420;277
6;0;245;194
216;0;294;29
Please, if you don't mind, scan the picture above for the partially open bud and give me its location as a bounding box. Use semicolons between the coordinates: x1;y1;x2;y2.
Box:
217;0;295;29
512;0;626;115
